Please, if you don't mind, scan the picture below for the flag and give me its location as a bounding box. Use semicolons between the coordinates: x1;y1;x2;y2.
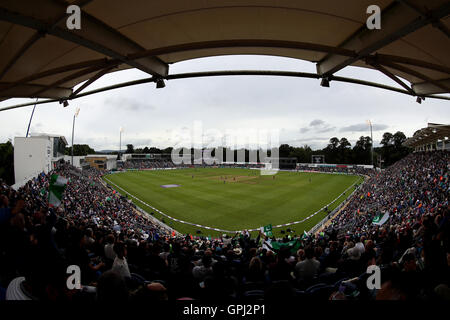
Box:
301;230;308;240
48;174;68;207
39;188;46;197
270;239;301;254
261;224;273;237
372;213;382;223
372;212;390;226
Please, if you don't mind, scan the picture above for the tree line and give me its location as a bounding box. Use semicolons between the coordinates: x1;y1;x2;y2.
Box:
279;131;409;167
123;131;410;167
0;131;411;184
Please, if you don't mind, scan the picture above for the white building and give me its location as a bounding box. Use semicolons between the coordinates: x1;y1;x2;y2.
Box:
13;134;67;188
63;155;86;169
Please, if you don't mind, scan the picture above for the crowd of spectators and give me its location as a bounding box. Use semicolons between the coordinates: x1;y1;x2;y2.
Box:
0;151;448;301
118;159;175;170
296;164;373;175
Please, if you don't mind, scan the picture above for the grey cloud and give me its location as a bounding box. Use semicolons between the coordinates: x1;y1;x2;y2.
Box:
316;126;336;133
300;127;310;133
281;137;331;149
300;119;334;134
340;123;389;132
104;97;155;111
310;119;324;127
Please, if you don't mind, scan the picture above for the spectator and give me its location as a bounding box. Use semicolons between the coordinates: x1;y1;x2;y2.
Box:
112;241;131;279
295;246;320;280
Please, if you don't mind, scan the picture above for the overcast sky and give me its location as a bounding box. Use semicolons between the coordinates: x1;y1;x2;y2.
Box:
0;55;449;151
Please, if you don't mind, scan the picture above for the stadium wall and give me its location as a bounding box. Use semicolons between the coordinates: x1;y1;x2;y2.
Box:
297;163;374;169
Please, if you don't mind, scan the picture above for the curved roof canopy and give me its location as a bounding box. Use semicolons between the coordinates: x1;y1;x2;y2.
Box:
0;0;449;105
404;123;450;147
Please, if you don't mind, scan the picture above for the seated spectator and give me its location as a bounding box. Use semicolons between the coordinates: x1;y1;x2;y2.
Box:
295;246;320;280
96;270;129;302
104;234;116;262
112;241;131;280
192;253;213;281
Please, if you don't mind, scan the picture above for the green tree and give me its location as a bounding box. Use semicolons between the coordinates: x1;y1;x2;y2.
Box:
327;137;340;150
393;131;407;148
337;137;352;163
149;147;162;154
65;144;95;156
0;141;14;185
126;144;134;154
380;132;393;147
352;136;372;164
338;138;351;150
279;144;293;158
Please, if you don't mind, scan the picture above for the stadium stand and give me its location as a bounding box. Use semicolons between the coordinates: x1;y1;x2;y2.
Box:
0;150;448;301
118;159;176;170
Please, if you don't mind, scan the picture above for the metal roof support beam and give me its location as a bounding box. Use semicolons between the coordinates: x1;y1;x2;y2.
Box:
317;1;450;76
128;39;358;61
0;58;112;95
0;6;168;77
366;60;416;95
30;62;116;97
376;59;450;93
397;0;450;38
412;78;450;95
0;0;93;80
375;53;450;75
0;83;72;99
69;64;118;98
2;36;447;96
2;70;450;112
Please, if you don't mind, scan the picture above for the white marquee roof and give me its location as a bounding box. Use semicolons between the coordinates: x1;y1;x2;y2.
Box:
0;0;449;108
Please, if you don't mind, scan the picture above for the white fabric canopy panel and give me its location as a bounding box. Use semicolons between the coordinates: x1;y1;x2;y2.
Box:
0;0;449;103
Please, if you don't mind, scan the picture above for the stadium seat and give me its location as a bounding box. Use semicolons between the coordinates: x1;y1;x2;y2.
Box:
305;283;328;293
241;281;265;292
0;286;5;301
333;277;350;290
145;279;167;288
130;273;147;284
294;289;308;299
308;284;335;300
243;290;265;301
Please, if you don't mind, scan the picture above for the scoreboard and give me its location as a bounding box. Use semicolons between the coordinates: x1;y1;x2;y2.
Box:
312;155;325;164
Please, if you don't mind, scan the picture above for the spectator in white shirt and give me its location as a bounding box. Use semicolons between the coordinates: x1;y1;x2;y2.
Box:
111;241;131;279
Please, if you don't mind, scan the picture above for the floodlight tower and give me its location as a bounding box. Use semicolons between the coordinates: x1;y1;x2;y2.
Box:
71;107;80;166
119;127;124;160
367;120;374;167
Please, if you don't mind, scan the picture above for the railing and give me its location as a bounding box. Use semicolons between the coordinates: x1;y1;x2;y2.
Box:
307;176;364;235
134;204;181;236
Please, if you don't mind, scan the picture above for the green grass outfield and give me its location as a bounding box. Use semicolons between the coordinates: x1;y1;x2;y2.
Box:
103;168;362;238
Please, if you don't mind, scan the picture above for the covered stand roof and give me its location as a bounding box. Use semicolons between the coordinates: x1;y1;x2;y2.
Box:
404;123;450;147
0;0;449;109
